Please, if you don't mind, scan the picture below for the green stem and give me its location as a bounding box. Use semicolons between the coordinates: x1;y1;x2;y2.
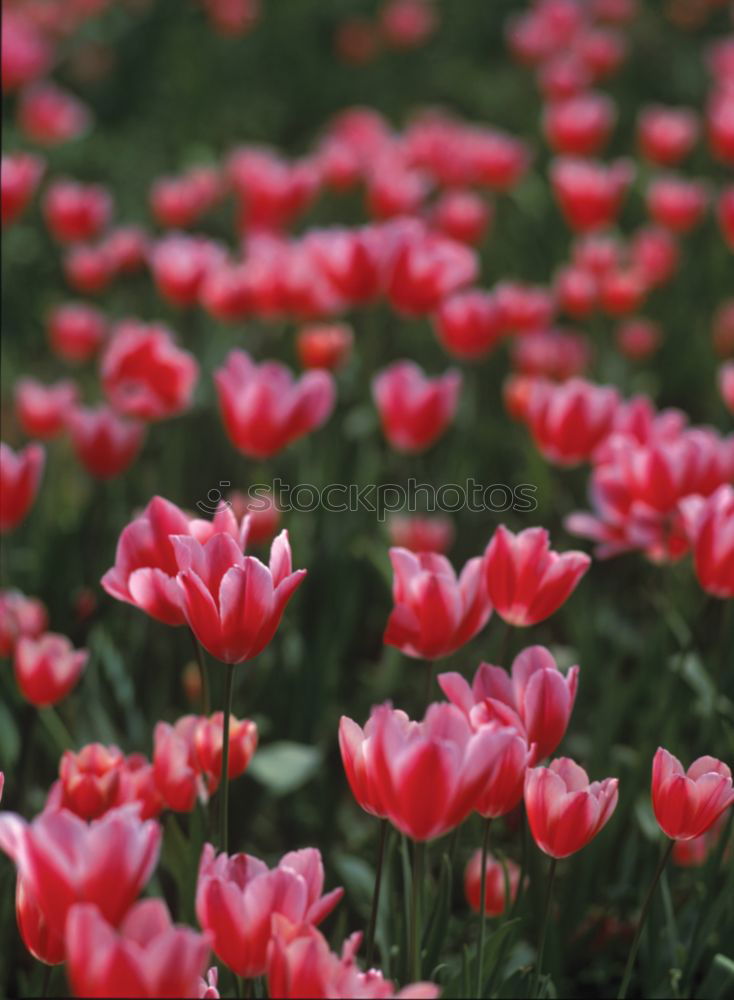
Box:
617;839;675;1000
366;820;389;968
189;629;211;716
220;665;235;854
40;962;52;998
424;661;434;708
410;840;426;981
475;817;493;998
533;857;558;998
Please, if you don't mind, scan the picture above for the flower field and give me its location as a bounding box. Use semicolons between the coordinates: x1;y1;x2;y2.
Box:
1;1;733;997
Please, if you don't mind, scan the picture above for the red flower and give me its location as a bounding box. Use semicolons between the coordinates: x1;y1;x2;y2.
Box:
43;179;112;243
153;716;202;812
15;877;65;966
14;377;78;439
433;289;503;361
267;918;439;999
432;188;492;245
638;105;699;166
150;234;225;307
464;850;521;916
194;713;258;788
0;442;44;534
297;323;354;370
173;527;306;663
385;229;478;315
550;156;633;231
440;645;579;764
652;747;734;841
17;82;91;146
63;243;114;295
373;361;461;452
57;744;124;820
384;547;491;659
67;405;145;480
66;899;211;999
215;350;335;458
679;485;734;598
47;302;107;362
0;590;48;657
543;92;616;156
1;152;45;226
521;377;620;466
196;843;342;978
101;321;199;421
388;514;454;554
719;186;734;250
0;805;161;938
14;632;88;707
525;758;619;858
646;175;709;233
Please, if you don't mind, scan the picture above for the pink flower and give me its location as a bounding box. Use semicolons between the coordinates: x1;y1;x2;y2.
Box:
440;646;579;765
14;632;87;707
215;349;335;458
66;899;211;999
0;442;44;534
679;485;734;598
173;528;306;663
373;361;461;453
67;405;145;480
384;548;491;660
14;377;78;439
483;525;591;626
464;850;521;916
652;748;734;841
43;179;112;244
1;152;45;226
525;758;619;858
196;843;343;978
0;590;48;657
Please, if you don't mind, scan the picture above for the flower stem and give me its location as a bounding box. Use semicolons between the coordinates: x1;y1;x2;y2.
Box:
533;856;558;998
617;839;675;1000
410;839;426;981
366;819;389;968
424;661;434;707
475;817;493;998
189;629;211;716
219;665;235;853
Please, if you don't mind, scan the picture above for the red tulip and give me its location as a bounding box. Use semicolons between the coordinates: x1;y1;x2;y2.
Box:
215;349;335;458
388;514;454;554
66;899;211;999
15;877;65;965
228;148;319;232
440;645;579;765
0;805;161;937
0;442;44;534
616;317;662;361
495;281;555;334
537;53;591;102
14;632;88;707
63;243;114;295
598;267;647;316
464;850;521;916
267;918;439;999
432;189;492;245
67;405;145;479
628;225;679;288
433;289;503;360
304;226;385;306
510;329;591;380
196;843;343;978
297;323;354;370
193;713;258;788
525;758;619;858
571;232;623;278
1;12;52;92
554;266;598;318
153;716;203;812
14;377;78;439
385;229;478;315
366;156;429;221
43;179;112;244
339;712;389;819
521;377;620;465
100;225;150;276
543;92;616;156
652;747;734;841
17;82;91;146
550;156;633;232
0;590;48;657
638;105;699;166
384;547;491;659
1;152;45;226
719;186;734;250
576;27;626;80
707;90;734;166
365;702;517;841
150;167;221;229
101;321;199;421
47;302;107;362
373;361;461;452
57;744;124;820
672;811;730;867
150;234;225;307
114;754;164;821
646;175;708;233
227;490;281;544
173;527;306;663
679;485;734;598
380;0;437;49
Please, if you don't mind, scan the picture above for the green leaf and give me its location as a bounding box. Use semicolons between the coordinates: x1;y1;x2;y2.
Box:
696;954;734;1000
332;853;374;913
422;851;453;976
247;741;321;796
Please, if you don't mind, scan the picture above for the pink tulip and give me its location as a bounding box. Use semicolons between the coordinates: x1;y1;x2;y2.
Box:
679;485;734;599
14;377;78;439
0;805;161;937
652;747;734;842
483;525;591;626
440;646;579;765
373;361;461;453
66;899;211;999
0;442;44;534
525;758;619;859
196;843;343;978
384;548;491;660
14;632;88;707
67;405;145;480
215;349;335;458
464;850;521;916
0;590;47;657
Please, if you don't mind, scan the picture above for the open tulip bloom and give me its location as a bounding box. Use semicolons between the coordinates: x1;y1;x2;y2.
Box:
651;747;734;842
